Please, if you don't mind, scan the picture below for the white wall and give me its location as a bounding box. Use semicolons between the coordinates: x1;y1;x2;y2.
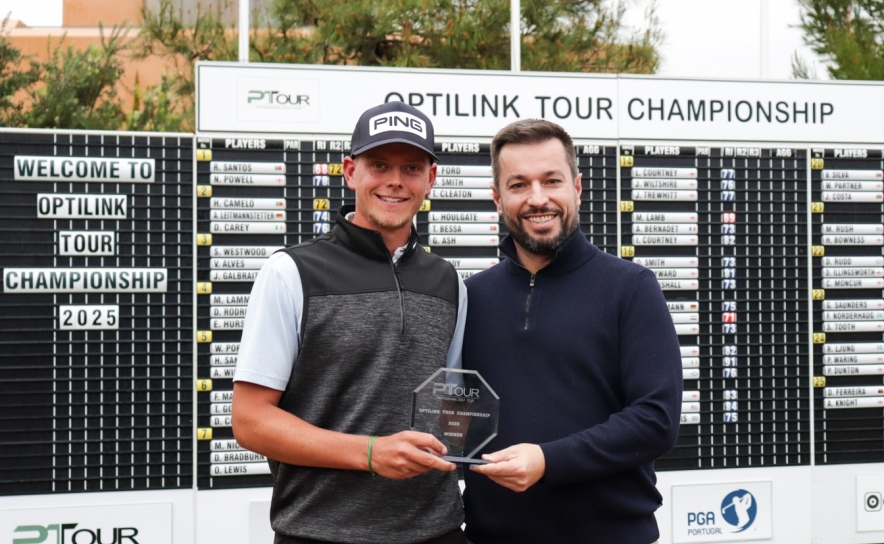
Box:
0;0;62;27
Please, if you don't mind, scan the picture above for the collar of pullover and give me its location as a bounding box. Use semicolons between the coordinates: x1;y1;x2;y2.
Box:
499;228;597;276
332;204;419;261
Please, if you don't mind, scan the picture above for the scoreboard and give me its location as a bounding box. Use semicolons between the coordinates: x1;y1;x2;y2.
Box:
192;137;618;492
620;145;810;471
189;66;884;544
0;131;193;539
3;63;884;543
195;138;294;488
810;148;884;465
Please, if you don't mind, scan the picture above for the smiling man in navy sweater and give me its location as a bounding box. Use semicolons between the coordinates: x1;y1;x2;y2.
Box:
462;120;683;544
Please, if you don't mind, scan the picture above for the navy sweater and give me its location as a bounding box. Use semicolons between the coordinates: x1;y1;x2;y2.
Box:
462;230;683;544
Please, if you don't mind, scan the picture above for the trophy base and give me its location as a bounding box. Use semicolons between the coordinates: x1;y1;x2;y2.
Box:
442;456;489;465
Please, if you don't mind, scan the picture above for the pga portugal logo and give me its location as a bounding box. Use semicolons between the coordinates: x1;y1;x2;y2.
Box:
720;489;757;532
675;481;770;543
687;489;757;536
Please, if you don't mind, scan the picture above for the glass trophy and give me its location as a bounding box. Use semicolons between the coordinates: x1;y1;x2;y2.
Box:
411;368;500;464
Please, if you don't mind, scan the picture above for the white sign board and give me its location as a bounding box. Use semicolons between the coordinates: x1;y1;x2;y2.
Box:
198;62;884;144
671;481;773;543
0;502;171;544
249;501;274;544
197;63;619;138
618;77;884;143
856;473;884;532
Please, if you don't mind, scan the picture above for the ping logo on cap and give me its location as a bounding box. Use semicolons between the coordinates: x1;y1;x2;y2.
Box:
369;112;427;139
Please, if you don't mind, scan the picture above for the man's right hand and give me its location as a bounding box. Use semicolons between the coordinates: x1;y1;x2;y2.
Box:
233;382;457;477
370;431;457;479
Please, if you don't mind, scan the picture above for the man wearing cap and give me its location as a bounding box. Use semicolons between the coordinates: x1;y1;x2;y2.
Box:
232;102;468;544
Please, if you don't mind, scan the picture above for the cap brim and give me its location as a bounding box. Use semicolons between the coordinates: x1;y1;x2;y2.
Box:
351;138;438;163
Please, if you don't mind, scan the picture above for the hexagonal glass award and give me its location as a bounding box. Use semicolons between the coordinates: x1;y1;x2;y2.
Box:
411;368;499;464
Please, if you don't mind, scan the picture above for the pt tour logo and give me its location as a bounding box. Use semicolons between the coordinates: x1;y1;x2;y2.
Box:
433;382;479;399
246;90;311;109
11;523;139;544
720;489;757;533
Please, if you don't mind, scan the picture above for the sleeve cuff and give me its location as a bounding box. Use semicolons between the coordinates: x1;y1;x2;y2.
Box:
233;369;289;391
539;439;578;485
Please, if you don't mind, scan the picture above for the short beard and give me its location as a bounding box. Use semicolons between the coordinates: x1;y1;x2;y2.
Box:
367;209;412;230
504;207;578;255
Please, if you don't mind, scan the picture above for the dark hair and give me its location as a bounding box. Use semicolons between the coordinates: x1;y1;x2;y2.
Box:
490;119;578;187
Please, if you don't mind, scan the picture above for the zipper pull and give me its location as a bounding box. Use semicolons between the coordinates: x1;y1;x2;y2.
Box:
523;274;536;331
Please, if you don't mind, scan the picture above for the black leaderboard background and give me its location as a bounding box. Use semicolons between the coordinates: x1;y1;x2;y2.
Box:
0;130;193;496
620;144;810;471
15;133;884;499
811;148;884;466
194;137;616;489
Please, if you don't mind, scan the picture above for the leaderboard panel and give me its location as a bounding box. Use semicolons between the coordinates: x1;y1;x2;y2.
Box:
619;144;809;471
421;143;500;274
194;136;618;489
419;141;617;278
194;137;344;489
811;147;884;465
577;143;618;255
0;130;193;495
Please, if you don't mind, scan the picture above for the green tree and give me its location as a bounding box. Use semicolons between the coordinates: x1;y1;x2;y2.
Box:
135;0;238;130
1;1;663;132
0;17;196;131
249;0;661;71
125;72;191;132
20;25;129;129
135;0;662;129
0;18;39;125
795;0;884;79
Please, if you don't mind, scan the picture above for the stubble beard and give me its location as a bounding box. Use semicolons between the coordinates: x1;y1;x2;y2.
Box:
364;201;415;231
504;206;579;255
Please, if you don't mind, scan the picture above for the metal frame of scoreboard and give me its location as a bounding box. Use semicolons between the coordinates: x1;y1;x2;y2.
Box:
4;63;884;544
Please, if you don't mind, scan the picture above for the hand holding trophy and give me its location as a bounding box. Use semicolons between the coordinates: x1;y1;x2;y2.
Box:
411;369;500;464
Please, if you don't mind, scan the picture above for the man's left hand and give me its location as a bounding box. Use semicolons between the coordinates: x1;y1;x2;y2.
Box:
469;443;545;492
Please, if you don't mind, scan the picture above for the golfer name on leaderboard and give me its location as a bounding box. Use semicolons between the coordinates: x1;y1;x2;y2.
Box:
14;156;155;182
